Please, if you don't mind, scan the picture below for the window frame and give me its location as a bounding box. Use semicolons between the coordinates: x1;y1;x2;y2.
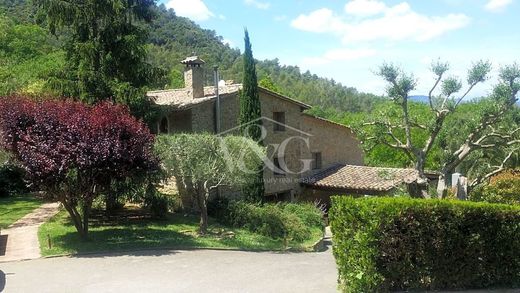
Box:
273;111;286;132
312;152;322;170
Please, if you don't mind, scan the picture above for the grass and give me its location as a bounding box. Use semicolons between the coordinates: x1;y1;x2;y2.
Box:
0;195;42;229
39;210;323;256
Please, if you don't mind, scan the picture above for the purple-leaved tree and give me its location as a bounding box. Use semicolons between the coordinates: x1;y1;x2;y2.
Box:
0;97;158;239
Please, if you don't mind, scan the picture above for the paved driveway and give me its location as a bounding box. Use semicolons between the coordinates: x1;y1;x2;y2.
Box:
0;246;338;293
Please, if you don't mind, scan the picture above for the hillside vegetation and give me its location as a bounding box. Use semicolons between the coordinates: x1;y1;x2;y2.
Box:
0;0;382;113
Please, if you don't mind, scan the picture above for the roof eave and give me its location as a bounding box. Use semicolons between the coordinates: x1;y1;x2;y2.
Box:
258;86;311;110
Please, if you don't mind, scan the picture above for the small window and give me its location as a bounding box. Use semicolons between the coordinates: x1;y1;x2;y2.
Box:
273;112;286;131
312;152;322;170
159;117;169;134
273;157;286;176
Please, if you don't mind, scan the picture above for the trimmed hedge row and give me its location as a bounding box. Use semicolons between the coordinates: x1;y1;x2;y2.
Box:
329;196;520;292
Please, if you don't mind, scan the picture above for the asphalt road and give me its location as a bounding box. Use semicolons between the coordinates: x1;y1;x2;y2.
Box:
0;246;338;293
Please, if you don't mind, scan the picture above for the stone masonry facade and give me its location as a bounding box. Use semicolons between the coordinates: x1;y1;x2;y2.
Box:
148;56;364;205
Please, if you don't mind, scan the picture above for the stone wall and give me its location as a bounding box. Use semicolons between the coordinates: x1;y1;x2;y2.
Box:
258;91;307;196
300;114;364;174
153;87;365;205
167;109;192;133
191;101;215;133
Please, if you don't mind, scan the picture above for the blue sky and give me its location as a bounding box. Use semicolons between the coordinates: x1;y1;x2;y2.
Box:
160;0;519;97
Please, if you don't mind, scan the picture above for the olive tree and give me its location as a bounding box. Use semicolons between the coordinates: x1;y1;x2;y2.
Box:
364;61;520;197
155;133;265;233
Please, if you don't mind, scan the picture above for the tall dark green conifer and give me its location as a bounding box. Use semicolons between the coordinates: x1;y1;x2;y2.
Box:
239;29;262;140
239;29;265;202
34;0;164;121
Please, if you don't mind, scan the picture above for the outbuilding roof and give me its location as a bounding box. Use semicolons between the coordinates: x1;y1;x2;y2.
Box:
302;164;420;192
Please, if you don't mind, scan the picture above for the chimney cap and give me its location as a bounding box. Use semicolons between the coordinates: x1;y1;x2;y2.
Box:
181;56;205;66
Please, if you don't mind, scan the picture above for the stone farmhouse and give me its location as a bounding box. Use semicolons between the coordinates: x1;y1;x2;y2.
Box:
147;56;422;207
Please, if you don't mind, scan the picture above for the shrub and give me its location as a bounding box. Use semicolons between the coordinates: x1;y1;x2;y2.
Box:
0;163;27;197
207;196;231;222
143;183;177;219
471;170;520;205
212;200;324;242
330;196;520;292
146;194;169;219
283;203;324;228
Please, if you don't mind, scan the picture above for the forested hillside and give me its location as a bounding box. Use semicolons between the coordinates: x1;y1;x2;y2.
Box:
0;0;382;113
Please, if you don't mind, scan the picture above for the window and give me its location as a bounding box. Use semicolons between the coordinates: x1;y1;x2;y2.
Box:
159;117;169;134
273;157;286;176
273;112;285;131
312;152;322;170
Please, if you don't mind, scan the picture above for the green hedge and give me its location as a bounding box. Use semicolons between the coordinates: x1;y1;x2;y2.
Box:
329;196;520;292
208;199;324;241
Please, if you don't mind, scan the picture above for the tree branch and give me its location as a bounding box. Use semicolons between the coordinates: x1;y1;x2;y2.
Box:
470;147;518;187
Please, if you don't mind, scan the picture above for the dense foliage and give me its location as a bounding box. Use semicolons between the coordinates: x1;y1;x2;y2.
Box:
208;198;324;242
155;133;264;233
0;13;63;96
471;170;520;204
239;30;265;202
359;61;520;198
1;0;382;115
0;97;158;238
330;196;520;292
0;163;27;197
32;0;165;123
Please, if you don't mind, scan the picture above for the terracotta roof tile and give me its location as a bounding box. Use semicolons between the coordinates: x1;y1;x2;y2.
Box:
302;164;420;192
147;84;242;109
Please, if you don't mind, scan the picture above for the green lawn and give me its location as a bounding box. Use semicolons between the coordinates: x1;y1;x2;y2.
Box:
0;195;42;229
39;210;323;256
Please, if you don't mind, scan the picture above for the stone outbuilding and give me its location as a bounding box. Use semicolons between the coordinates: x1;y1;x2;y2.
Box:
301;164;423;207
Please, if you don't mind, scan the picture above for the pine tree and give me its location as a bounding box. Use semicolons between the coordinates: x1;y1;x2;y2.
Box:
34;0;164;120
239;29;265;202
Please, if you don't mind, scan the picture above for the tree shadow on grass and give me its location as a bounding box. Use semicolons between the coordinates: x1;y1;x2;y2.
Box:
50;227;200;258
44;211;311;257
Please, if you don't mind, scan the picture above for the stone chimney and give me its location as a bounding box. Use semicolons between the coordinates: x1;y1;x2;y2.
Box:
181;55;205;99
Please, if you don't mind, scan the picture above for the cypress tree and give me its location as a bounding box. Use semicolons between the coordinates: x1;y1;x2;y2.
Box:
239;29;265;202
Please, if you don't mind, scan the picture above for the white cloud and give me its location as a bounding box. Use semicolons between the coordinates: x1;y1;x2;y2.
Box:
244;0;270;10
302;48;377;66
291;2;470;43
166;0;214;21
485;0;513;12
218;14;226;20
291;8;346;34
344;0;386;17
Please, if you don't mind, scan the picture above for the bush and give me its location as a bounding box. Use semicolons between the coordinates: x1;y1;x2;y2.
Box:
330;196;520;292
211;200;324;242
471;170;520;205
283;203;324;228
0;163;27;197
207;196;231;222
143;185;172;219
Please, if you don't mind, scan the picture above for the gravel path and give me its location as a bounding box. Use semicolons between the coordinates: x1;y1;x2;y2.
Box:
0;202;60;263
